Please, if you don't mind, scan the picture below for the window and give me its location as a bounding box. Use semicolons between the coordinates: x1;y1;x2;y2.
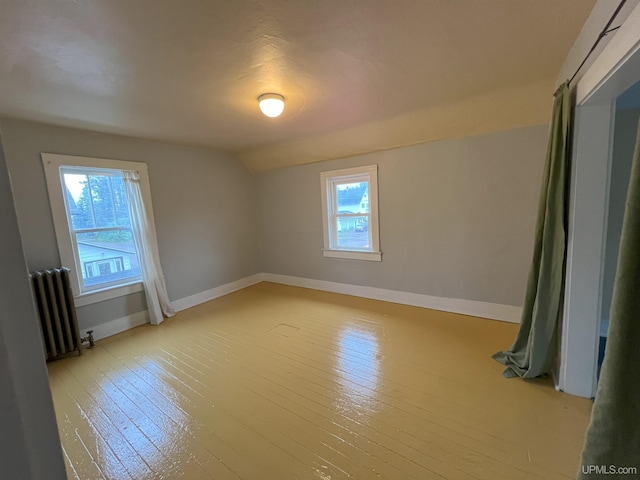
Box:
43;154;154;306
60;167;141;292
320;165;381;261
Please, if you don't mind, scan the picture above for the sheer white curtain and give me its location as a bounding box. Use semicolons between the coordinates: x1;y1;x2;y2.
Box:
122;170;175;325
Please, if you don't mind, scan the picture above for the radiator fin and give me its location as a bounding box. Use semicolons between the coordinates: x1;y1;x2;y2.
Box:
30;267;82;361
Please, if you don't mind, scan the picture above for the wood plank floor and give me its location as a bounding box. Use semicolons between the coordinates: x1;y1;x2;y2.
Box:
48;282;593;480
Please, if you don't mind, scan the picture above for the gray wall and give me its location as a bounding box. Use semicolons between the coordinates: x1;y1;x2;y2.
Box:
0;135;66;479
257;124;548;307
601;107;640;331
1;117;547;336
0;119;260;331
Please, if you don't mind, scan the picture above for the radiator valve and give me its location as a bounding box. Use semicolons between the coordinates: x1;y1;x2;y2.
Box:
81;330;95;349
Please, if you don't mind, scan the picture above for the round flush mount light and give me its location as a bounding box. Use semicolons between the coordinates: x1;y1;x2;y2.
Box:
258;93;285;118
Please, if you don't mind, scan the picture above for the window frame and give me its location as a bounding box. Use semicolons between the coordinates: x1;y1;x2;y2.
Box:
59;165;141;293
320;165;381;261
42;153;156;306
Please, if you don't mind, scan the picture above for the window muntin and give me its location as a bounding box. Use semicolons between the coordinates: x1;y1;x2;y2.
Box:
60;167;141;292
321;165;381;261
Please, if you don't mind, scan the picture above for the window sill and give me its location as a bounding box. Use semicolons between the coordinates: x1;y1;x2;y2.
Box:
322;249;382;262
74;281;144;307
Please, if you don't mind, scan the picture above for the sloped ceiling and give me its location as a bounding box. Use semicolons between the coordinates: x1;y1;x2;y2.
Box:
0;0;595;171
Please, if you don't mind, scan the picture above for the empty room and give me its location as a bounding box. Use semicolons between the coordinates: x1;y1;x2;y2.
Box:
2;1;640;479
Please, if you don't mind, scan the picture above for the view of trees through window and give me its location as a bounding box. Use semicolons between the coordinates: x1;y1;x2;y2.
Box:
68;174;129;230
62;169;141;289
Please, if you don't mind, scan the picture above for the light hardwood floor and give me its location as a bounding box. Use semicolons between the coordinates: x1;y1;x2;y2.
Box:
49;282;593;480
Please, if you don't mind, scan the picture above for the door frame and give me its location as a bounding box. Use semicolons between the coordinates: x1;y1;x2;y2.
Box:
559;3;640;397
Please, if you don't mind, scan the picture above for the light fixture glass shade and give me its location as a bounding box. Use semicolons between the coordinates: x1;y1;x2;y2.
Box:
258;93;285;118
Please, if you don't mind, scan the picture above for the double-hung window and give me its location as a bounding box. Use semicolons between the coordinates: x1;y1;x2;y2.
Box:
320;165;381;261
59;167;140;291
43;153;153;306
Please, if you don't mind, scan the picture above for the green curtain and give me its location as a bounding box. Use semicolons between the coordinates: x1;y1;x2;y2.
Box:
577;119;640;479
493;82;572;378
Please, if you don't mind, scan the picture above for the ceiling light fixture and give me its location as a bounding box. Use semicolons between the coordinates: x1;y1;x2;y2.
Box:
258;93;285;118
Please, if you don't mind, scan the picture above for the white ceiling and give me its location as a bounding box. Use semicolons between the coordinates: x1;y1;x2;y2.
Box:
0;0;595;171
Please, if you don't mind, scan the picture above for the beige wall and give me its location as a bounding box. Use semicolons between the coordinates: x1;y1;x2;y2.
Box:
257;124;547;307
0;119;261;331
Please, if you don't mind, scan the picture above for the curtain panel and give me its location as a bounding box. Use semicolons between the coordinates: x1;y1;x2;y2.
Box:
493;82;572;378
577;118;640;479
123;170;175;325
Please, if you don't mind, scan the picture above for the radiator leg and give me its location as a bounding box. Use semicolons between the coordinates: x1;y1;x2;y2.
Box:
81;330;95;349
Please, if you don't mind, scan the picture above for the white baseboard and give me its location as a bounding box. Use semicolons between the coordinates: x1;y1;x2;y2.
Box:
84;273;264;341
262;273;522;323
87;310;150;342
552;367;561;392
84;271;521;342
172;273;264;312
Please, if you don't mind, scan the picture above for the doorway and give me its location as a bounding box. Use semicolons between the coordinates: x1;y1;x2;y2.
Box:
559;5;640;398
598;82;640;380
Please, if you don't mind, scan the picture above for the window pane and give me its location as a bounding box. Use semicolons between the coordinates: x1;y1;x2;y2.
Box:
88;175;117;228
63;173;95;229
336;216;369;249
336;182;369;214
111;175;131;227
76;230;141;288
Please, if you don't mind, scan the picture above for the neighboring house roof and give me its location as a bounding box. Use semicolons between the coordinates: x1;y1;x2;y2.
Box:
337;185;369;214
65;185;81;216
77;242;140;287
338;184;367;203
77;243;136;263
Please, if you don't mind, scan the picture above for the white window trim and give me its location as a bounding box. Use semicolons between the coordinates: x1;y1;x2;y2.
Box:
320;164;381;262
74;281;143;307
42;153;156;306
321;249;382;261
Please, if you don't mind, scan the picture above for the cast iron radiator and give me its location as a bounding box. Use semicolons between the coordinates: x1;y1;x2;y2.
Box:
30;267;82;360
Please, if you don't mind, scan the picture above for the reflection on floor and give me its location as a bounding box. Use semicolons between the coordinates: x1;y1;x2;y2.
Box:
49;282;593;479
